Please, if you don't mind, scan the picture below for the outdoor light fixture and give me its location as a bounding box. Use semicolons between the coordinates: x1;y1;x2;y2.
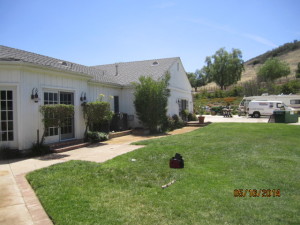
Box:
31;88;39;103
80;92;87;101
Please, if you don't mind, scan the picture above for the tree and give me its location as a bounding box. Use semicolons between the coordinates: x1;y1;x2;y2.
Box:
195;68;210;87
203;48;244;90
257;58;290;82
187;70;209;92
133;73;170;133
186;72;198;91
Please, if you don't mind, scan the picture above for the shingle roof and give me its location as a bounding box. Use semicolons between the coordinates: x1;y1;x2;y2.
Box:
91;57;179;85
0;45;179;87
0;45;120;86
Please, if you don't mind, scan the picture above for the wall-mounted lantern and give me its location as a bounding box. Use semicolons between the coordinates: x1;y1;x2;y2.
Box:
31;88;39;103
80;92;86;102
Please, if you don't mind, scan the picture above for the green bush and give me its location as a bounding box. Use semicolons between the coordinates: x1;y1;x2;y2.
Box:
172;114;180;123
188;113;198;121
87;131;109;143
280;80;300;94
175;118;185;128
162;114;185;132
0;146;19;159
227;86;244;97
162;116;176;131
133;74;170;133
181;109;189;121
30;143;51;156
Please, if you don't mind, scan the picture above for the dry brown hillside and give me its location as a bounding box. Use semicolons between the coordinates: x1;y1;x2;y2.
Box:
200;43;300;91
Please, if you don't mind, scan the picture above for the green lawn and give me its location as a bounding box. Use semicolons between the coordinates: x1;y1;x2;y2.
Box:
26;123;300;225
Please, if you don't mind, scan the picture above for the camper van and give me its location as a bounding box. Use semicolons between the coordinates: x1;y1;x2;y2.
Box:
248;100;295;118
238;94;300;116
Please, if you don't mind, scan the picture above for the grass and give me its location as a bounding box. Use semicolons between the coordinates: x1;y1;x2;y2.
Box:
26;123;300;225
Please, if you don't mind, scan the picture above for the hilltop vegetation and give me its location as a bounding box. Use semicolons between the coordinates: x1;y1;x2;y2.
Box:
199;40;300;90
247;40;300;66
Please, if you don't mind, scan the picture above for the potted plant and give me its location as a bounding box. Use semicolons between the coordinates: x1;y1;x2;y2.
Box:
198;105;205;124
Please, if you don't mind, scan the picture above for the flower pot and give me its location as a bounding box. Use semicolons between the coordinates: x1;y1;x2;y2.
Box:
198;116;205;124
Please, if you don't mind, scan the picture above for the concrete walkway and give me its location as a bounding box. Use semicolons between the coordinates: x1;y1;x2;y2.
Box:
0;126;199;225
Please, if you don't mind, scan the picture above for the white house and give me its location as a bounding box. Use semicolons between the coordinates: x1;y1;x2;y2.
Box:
0;45;193;150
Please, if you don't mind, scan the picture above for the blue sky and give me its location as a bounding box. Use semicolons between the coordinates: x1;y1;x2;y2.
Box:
1;0;299;72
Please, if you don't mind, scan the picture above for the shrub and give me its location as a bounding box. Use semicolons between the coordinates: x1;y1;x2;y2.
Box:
162;114;185;132
133;74;170;133
296;62;300;78
87;131;109;143
172;114;180;123
162;116;176;131
0;146;19;159
83;101;114;139
175;118;185;129
30;143;51;156
280;80;300;94
227;86;244;97
181;109;189;121
188;113;198;121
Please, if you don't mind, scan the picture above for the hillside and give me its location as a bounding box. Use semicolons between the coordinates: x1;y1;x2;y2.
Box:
200;41;300;91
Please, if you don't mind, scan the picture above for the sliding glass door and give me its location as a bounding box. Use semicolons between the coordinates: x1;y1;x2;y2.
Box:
44;91;74;142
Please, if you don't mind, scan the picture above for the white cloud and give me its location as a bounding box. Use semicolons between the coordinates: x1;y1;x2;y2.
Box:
186;18;278;48
242;33;278;48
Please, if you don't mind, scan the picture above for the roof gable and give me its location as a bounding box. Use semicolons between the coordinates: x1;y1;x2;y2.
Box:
91;57;179;86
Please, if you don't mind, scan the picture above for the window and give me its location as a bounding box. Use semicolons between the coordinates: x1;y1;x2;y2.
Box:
291;99;300;104
114;96;119;113
0;90;13;141
44;92;58;105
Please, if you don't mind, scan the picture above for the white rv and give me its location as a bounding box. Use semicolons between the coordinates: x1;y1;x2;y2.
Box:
238;94;300;116
248;100;295;118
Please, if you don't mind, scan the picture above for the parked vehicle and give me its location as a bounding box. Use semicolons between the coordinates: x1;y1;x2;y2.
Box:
248;100;295;118
238;94;300;116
